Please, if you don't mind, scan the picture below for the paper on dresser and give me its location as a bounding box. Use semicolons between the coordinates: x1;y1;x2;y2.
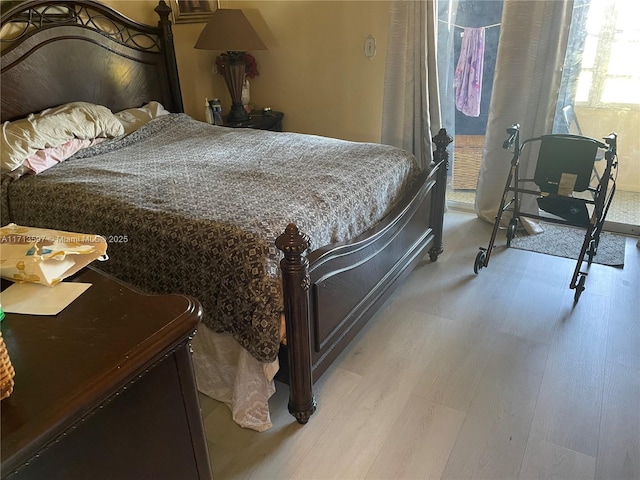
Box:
0;282;92;315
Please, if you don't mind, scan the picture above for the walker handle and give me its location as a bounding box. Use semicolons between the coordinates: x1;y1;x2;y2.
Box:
503;123;520;149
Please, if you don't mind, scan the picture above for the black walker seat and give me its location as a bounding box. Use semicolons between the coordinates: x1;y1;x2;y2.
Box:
473;124;618;303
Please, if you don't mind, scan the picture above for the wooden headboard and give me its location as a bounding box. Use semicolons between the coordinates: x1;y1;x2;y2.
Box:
0;0;183;122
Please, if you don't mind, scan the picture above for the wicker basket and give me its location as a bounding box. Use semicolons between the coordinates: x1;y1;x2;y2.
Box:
452;135;485;190
0;330;15;400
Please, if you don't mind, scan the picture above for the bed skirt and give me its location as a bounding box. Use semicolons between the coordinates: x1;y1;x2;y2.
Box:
191;325;279;432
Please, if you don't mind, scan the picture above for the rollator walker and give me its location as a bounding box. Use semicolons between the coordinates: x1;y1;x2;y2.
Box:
474;123;618;303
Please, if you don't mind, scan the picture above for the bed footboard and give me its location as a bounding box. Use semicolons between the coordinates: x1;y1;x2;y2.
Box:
276;129;452;424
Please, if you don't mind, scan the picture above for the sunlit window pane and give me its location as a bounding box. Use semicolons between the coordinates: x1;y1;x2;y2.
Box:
580;35;598;68
608;41;640;75
575;71;592;102
574;0;640;106
585;0;607;34
614;0;640;33
613;27;640;42
602;78;640;104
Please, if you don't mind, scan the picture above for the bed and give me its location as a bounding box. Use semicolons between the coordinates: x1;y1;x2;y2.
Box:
0;0;450;429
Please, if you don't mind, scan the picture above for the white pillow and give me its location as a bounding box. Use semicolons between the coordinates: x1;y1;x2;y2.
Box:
115;101;170;135
1;102;124;173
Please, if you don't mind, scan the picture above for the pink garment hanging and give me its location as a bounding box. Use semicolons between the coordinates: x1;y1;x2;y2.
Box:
454;27;485;117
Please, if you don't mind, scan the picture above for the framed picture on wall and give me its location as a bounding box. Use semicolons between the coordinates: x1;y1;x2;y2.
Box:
170;0;217;24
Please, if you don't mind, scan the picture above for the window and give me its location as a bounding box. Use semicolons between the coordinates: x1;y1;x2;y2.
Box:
575;0;640;106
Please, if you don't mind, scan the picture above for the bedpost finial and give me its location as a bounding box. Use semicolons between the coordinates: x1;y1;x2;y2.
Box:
276;223;310;258
432;128;453;152
155;0;172;21
431;128;453;170
285;223;299;235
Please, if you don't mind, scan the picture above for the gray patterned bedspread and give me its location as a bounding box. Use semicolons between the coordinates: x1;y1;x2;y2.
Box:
4;114;419;362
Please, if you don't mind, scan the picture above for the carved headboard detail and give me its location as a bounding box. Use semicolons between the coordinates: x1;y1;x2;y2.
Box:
0;0;183;121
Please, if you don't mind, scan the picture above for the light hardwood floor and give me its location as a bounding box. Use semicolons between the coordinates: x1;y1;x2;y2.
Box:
199;209;640;480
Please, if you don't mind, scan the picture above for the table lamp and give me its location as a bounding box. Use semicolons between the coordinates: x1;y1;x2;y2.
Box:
195;9;267;123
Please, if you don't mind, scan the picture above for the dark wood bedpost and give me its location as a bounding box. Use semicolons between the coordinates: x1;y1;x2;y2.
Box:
155;0;184;113
275;224;317;424
429;128;453;261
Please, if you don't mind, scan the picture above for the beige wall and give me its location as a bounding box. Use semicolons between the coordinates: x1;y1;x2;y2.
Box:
104;0;390;143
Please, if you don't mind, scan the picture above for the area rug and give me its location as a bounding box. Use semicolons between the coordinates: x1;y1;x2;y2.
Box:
510;222;626;267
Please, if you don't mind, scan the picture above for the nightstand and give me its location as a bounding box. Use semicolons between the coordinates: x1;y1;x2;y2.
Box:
224;110;284;132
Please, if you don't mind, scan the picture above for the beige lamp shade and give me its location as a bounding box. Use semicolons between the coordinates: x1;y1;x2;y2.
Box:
194;9;267;52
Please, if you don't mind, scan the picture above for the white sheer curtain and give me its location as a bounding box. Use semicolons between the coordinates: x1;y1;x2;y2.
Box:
475;0;574;224
381;0;441;170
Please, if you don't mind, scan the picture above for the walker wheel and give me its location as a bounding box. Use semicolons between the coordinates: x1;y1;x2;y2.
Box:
474;250;487;274
506;219;517;247
574;275;586;303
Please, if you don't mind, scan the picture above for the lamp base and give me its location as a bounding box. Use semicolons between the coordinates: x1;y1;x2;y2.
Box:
227;102;250;123
218;58;250;124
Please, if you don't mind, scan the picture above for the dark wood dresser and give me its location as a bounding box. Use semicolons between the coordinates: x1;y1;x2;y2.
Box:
0;268;213;480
